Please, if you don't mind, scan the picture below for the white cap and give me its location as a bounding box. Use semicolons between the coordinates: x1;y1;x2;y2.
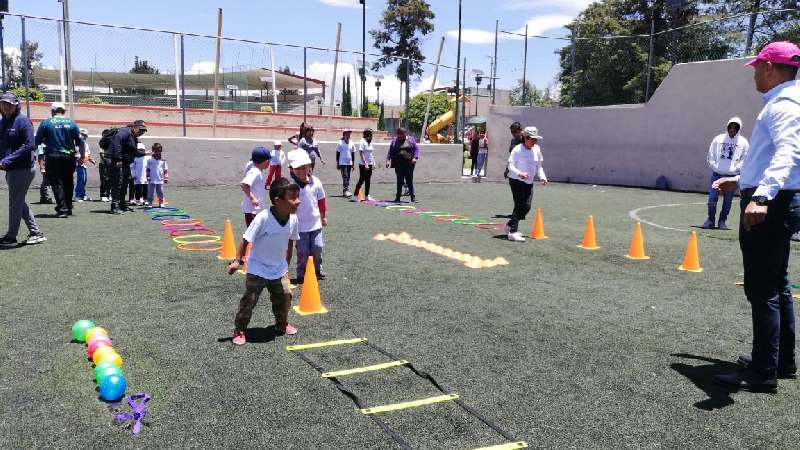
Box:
51;101;66;111
523;126;542;139
79;128;88;136
287;149;312;168
273;140;282;147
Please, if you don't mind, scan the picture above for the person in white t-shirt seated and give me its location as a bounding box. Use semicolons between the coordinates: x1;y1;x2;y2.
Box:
240;146;270;227
288;149;328;283
226;177;301;344
336;128;356;198
505;126;549;242
354;128;376;201
700;117;750;230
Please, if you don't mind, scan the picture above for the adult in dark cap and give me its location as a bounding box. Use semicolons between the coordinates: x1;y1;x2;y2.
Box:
0;93;45;246
105;120;147;214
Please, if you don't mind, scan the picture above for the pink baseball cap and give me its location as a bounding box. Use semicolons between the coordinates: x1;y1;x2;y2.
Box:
746;41;800;67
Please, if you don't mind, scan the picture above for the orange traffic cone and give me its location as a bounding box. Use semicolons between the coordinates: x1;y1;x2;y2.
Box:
678;231;703;272
625;222;650;260
293;256;328;315
577;215;600;250
217;219;236;260
530;208;548;240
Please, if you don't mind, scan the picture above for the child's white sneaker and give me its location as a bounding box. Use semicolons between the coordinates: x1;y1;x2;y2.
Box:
507;232;525;242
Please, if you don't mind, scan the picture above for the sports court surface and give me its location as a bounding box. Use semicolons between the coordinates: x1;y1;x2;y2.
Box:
2;181;799;448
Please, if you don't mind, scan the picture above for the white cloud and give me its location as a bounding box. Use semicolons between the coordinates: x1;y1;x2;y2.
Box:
502;0;595;11
446;15;574;45
186;61;216;75
306;60;415;105
316;0;364;8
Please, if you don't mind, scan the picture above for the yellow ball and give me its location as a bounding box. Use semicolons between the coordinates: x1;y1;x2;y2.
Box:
98;350;123;369
84;327;108;342
92;345;116;365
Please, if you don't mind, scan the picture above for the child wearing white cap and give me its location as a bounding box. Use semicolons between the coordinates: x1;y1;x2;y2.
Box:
266;140;286;187
288;149;328;282
505;126;549;242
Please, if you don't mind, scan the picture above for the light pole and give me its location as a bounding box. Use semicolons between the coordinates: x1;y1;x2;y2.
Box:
0;0;7;91
375;75;382;104
454;0;462;143
359;0;366;117
472;69;484;116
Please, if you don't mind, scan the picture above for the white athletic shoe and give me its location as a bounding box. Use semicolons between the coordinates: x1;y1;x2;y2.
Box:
507;232;526;242
100;196;110;202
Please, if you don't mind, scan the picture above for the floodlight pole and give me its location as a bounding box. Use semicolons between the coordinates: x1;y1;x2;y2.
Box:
492;20;498;105
212;8;222;138
645;12;655;102
454;0;462;143
570;28;576;107
421;36;445;143
522;24;528;106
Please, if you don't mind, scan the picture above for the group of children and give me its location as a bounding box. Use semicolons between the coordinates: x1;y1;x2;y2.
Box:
229;144;327;345
128;143;170;207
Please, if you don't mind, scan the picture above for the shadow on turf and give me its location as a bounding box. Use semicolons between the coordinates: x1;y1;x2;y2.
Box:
669;353;772;410
217;326;279;344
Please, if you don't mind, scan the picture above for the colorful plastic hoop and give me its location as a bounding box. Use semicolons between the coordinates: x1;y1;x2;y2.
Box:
170;228;217;237
176;242;223;252
161;224;206;232
172;234;222;244
434;215;467;222
452;219;491;225
160;219;203;226
144;207;180;213
475;223;505;230
151;214;191;220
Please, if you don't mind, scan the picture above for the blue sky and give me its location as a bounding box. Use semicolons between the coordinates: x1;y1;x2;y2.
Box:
15;0;592;104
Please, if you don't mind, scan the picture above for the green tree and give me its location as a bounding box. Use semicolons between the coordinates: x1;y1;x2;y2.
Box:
343;75;354;116
370;0;435;112
117;56;165;96
377;102;386;131
558;0;732;106
5;41;43;89
509;80;555;107
705;0;800;55
400;92;450;136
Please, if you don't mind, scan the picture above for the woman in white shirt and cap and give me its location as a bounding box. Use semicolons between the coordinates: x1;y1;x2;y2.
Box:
505;126;548;242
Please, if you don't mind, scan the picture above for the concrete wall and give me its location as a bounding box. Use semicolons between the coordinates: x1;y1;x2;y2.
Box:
0;137;463;188
486;58;778;191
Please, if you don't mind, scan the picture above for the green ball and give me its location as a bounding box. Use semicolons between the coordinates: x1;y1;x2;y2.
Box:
71;320;96;342
94;361;121;383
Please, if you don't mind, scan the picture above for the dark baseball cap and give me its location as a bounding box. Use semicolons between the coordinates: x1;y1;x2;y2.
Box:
0;92;19;105
132;120;147;130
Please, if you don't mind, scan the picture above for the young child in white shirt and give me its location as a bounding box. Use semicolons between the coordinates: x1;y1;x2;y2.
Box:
287;149;327;283
265;141;286;187
227;177;301;344
146;143;169;207
506;126;549;242
336;129;356;197
130;144;151;206
240;146;270;226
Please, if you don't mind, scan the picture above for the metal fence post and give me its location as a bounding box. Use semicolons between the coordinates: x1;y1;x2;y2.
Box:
645;16;655;102
570;28;576;107
492;20;498;105
21;16;30;118
180;34;187;137
0;14;6;91
522;24;528;105
303;46;307;123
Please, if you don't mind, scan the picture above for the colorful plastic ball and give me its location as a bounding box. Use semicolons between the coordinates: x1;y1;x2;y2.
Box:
92;345;117;365
97;350;123;369
87;340;111;359
98;374;127;402
95;365;123;384
70;320;96;342
93;361;117;382
84;327;108;342
86;336;112;358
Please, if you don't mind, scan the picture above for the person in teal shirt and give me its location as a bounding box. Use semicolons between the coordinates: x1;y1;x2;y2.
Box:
34;102;85;217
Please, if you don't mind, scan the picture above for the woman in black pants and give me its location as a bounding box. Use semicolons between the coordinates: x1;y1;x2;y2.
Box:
385;127;419;203
354;128;375;201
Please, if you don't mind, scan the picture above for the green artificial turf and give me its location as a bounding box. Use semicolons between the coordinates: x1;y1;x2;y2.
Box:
1;181;800;448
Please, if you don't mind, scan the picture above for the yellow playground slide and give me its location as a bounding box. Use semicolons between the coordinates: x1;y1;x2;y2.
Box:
426;95;469;143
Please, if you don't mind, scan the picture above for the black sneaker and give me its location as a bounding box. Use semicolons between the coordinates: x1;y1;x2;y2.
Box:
0;237;18;247
39;198;54;204
393;197;401;203
111;208;124;215
700;219;714;229
410;196;417;203
713;369;777;391
56;213;69;219
736;354;797;379
717;221;730;230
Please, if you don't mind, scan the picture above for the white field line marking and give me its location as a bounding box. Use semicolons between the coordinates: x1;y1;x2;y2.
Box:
628;202;705;232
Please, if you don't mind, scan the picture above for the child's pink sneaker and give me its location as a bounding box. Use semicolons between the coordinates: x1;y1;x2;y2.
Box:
232;329;246;345
276;324;297;335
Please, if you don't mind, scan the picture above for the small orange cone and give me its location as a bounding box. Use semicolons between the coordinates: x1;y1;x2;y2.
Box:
530;208;548;240
625;222;650;260
577;215;600;250
217;219;236;260
293;256;328;315
678;231;703;272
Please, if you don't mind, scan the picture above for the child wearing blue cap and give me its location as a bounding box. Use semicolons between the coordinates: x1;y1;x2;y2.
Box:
240;146;271;226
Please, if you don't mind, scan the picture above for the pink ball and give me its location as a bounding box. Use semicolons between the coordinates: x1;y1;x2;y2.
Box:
87;336;112;358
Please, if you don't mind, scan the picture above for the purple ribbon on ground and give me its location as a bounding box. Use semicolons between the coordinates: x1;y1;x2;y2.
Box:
113;393;150;434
